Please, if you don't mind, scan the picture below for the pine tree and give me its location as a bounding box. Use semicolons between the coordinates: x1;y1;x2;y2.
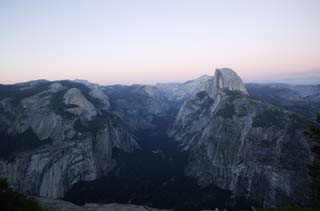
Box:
305;114;320;206
0;178;43;211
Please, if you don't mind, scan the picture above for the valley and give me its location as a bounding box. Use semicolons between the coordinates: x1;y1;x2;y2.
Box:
0;68;318;210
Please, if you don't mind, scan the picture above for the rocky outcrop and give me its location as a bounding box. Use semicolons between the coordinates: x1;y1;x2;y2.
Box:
215;68;247;92
37;197;223;211
169;69;312;207
36;197;173;211
84;203;173;211
37;197;87;211
0;81;138;198
0;141;97;198
156;68;247;102
88;89;111;110
207;68;248;98
63;88;98;121
49;82;64;93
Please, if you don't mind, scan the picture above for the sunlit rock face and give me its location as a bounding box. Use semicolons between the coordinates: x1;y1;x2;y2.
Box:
156;68;247;102
0;81;138;198
169;68;312;207
63;87;98;120
208;68;248;97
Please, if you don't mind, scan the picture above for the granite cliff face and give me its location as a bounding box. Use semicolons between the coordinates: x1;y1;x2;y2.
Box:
208;68;248;97
156;68;247;102
0;81;138;198
0;69;315;209
169;69;312;207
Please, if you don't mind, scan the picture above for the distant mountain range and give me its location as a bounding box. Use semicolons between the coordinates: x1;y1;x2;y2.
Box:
247;71;320;85
0;68;318;210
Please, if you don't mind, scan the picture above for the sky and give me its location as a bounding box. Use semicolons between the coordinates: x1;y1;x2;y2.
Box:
0;0;320;85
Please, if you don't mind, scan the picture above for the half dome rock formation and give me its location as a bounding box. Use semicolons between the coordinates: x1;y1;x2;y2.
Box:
207;68;248;98
169;68;312;207
214;68;247;93
156;68;247;102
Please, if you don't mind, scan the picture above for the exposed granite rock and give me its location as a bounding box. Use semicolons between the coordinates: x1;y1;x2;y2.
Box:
36;197;174;211
84;203;173;211
0;81;138;198
169;70;312;207
156;68;247;102
156;75;213;102
0;70;315;209
49;82;64;93
0;140;97;198
214;68;247;94
13;90;64;141
89;89;111;111
37;197;87;211
36;197;227;211
63;88;97;121
206;68;248;98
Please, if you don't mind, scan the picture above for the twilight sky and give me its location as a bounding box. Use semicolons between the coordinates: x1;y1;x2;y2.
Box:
0;0;320;85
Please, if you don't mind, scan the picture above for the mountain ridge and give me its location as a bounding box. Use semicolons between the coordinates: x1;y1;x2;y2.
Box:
0;68;317;209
